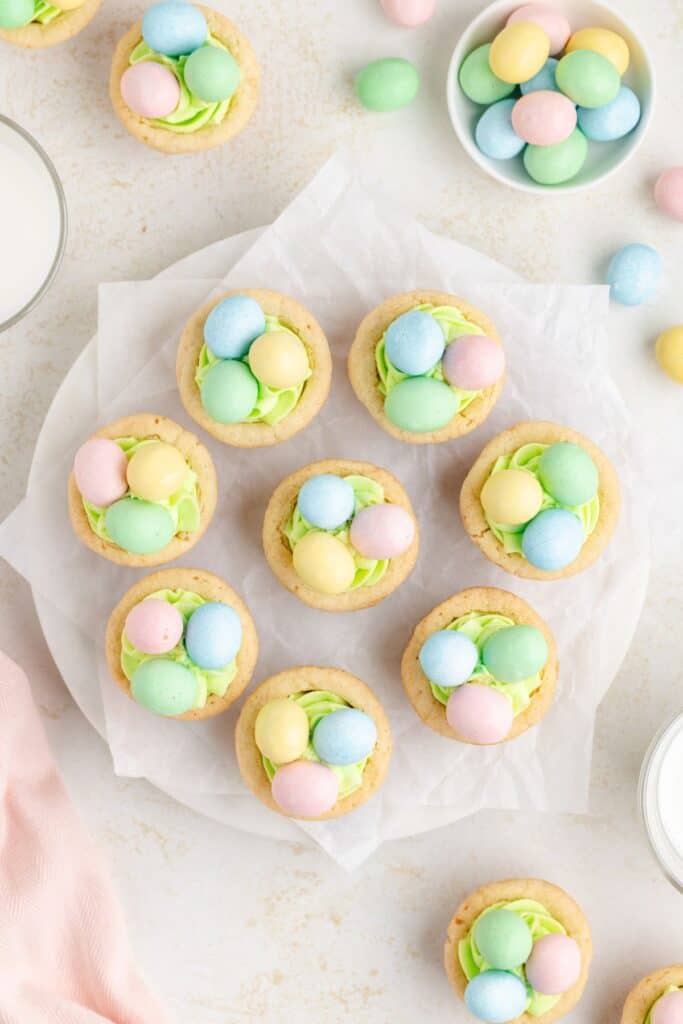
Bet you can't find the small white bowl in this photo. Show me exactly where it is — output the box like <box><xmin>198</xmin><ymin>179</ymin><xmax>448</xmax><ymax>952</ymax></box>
<box><xmin>447</xmin><ymin>0</ymin><xmax>655</xmax><ymax>194</ymax></box>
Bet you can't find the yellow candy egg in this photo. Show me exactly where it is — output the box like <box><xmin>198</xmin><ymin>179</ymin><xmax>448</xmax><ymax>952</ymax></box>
<box><xmin>292</xmin><ymin>532</ymin><xmax>356</xmax><ymax>595</ymax></box>
<box><xmin>656</xmin><ymin>327</ymin><xmax>683</xmax><ymax>384</ymax></box>
<box><xmin>566</xmin><ymin>27</ymin><xmax>629</xmax><ymax>74</ymax></box>
<box><xmin>480</xmin><ymin>468</ymin><xmax>544</xmax><ymax>525</ymax></box>
<box><xmin>126</xmin><ymin>442</ymin><xmax>188</xmax><ymax>501</ymax></box>
<box><xmin>247</xmin><ymin>332</ymin><xmax>310</xmax><ymax>389</ymax></box>
<box><xmin>254</xmin><ymin>698</ymin><xmax>310</xmax><ymax>763</ymax></box>
<box><xmin>489</xmin><ymin>22</ymin><xmax>550</xmax><ymax>84</ymax></box>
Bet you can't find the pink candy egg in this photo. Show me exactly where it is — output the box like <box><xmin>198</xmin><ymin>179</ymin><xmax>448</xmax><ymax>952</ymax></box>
<box><xmin>120</xmin><ymin>62</ymin><xmax>181</xmax><ymax>119</ymax></box>
<box><xmin>350</xmin><ymin>503</ymin><xmax>415</xmax><ymax>559</ymax></box>
<box><xmin>654</xmin><ymin>168</ymin><xmax>683</xmax><ymax>222</ymax></box>
<box><xmin>525</xmin><ymin>934</ymin><xmax>582</xmax><ymax>995</ymax></box>
<box><xmin>380</xmin><ymin>0</ymin><xmax>435</xmax><ymax>27</ymax></box>
<box><xmin>271</xmin><ymin>761</ymin><xmax>339</xmax><ymax>818</ymax></box>
<box><xmin>506</xmin><ymin>3</ymin><xmax>570</xmax><ymax>55</ymax></box>
<box><xmin>73</xmin><ymin>439</ymin><xmax>128</xmax><ymax>507</ymax></box>
<box><xmin>124</xmin><ymin>598</ymin><xmax>184</xmax><ymax>655</ymax></box>
<box><xmin>652</xmin><ymin>990</ymin><xmax>683</xmax><ymax>1024</ymax></box>
<box><xmin>442</xmin><ymin>335</ymin><xmax>505</xmax><ymax>391</ymax></box>
<box><xmin>446</xmin><ymin>684</ymin><xmax>513</xmax><ymax>744</ymax></box>
<box><xmin>512</xmin><ymin>91</ymin><xmax>577</xmax><ymax>146</ymax></box>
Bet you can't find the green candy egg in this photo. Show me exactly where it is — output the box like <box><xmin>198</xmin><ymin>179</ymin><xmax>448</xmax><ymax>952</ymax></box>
<box><xmin>523</xmin><ymin>129</ymin><xmax>588</xmax><ymax>185</ymax></box>
<box><xmin>555</xmin><ymin>50</ymin><xmax>620</xmax><ymax>109</ymax></box>
<box><xmin>184</xmin><ymin>45</ymin><xmax>240</xmax><ymax>103</ymax></box>
<box><xmin>131</xmin><ymin>659</ymin><xmax>198</xmax><ymax>717</ymax></box>
<box><xmin>482</xmin><ymin>625</ymin><xmax>549</xmax><ymax>684</ymax></box>
<box><xmin>459</xmin><ymin>44</ymin><xmax>515</xmax><ymax>105</ymax></box>
<box><xmin>473</xmin><ymin>909</ymin><xmax>534</xmax><ymax>970</ymax></box>
<box><xmin>104</xmin><ymin>498</ymin><xmax>175</xmax><ymax>555</ymax></box>
<box><xmin>538</xmin><ymin>442</ymin><xmax>599</xmax><ymax>506</ymax></box>
<box><xmin>384</xmin><ymin>377</ymin><xmax>458</xmax><ymax>433</ymax></box>
<box><xmin>0</xmin><ymin>0</ymin><xmax>34</xmax><ymax>27</ymax></box>
<box><xmin>200</xmin><ymin>358</ymin><xmax>258</xmax><ymax>424</ymax></box>
<box><xmin>355</xmin><ymin>57</ymin><xmax>420</xmax><ymax>112</ymax></box>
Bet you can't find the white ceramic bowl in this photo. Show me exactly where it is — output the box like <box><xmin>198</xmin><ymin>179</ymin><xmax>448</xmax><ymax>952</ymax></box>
<box><xmin>447</xmin><ymin>0</ymin><xmax>655</xmax><ymax>194</ymax></box>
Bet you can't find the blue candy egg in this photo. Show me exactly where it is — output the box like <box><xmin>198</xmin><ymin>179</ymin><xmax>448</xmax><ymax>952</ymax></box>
<box><xmin>384</xmin><ymin>309</ymin><xmax>445</xmax><ymax>376</ymax></box>
<box><xmin>297</xmin><ymin>474</ymin><xmax>355</xmax><ymax>530</ymax></box>
<box><xmin>475</xmin><ymin>99</ymin><xmax>525</xmax><ymax>161</ymax></box>
<box><xmin>141</xmin><ymin>1</ymin><xmax>207</xmax><ymax>57</ymax></box>
<box><xmin>418</xmin><ymin>629</ymin><xmax>478</xmax><ymax>688</ymax></box>
<box><xmin>312</xmin><ymin>708</ymin><xmax>378</xmax><ymax>766</ymax></box>
<box><xmin>606</xmin><ymin>243</ymin><xmax>662</xmax><ymax>306</ymax></box>
<box><xmin>520</xmin><ymin>58</ymin><xmax>559</xmax><ymax>95</ymax></box>
<box><xmin>204</xmin><ymin>295</ymin><xmax>266</xmax><ymax>359</ymax></box>
<box><xmin>522</xmin><ymin>508</ymin><xmax>584</xmax><ymax>571</ymax></box>
<box><xmin>578</xmin><ymin>85</ymin><xmax>640</xmax><ymax>142</ymax></box>
<box><xmin>464</xmin><ymin>971</ymin><xmax>528</xmax><ymax>1024</ymax></box>
<box><xmin>184</xmin><ymin>602</ymin><xmax>242</xmax><ymax>670</ymax></box>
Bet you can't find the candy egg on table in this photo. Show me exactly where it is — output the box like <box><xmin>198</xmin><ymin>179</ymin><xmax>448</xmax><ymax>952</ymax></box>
<box><xmin>297</xmin><ymin>473</ymin><xmax>356</xmax><ymax>530</ymax></box>
<box><xmin>566</xmin><ymin>26</ymin><xmax>630</xmax><ymax>74</ymax></box>
<box><xmin>654</xmin><ymin>168</ymin><xmax>683</xmax><ymax>222</ymax></box>
<box><xmin>119</xmin><ymin>62</ymin><xmax>181</xmax><ymax>119</ymax></box>
<box><xmin>105</xmin><ymin>498</ymin><xmax>176</xmax><ymax>556</ymax></box>
<box><xmin>355</xmin><ymin>57</ymin><xmax>420</xmax><ymax>111</ymax></box>
<box><xmin>271</xmin><ymin>760</ymin><xmax>339</xmax><ymax>818</ymax></box>
<box><xmin>525</xmin><ymin>933</ymin><xmax>582</xmax><ymax>995</ymax></box>
<box><xmin>488</xmin><ymin>22</ymin><xmax>550</xmax><ymax>85</ymax></box>
<box><xmin>131</xmin><ymin>658</ymin><xmax>198</xmax><ymax>717</ymax></box>
<box><xmin>184</xmin><ymin>44</ymin><xmax>241</xmax><ymax>102</ymax></box>
<box><xmin>459</xmin><ymin>44</ymin><xmax>515</xmax><ymax>105</ymax></box>
<box><xmin>184</xmin><ymin>601</ymin><xmax>242</xmax><ymax>670</ymax></box>
<box><xmin>312</xmin><ymin>707</ymin><xmax>378</xmax><ymax>765</ymax></box>
<box><xmin>442</xmin><ymin>335</ymin><xmax>505</xmax><ymax>390</ymax></box>
<box><xmin>73</xmin><ymin>438</ymin><xmax>128</xmax><ymax>507</ymax></box>
<box><xmin>254</xmin><ymin>699</ymin><xmax>310</xmax><ymax>764</ymax></box>
<box><xmin>141</xmin><ymin>1</ymin><xmax>207</xmax><ymax>57</ymax></box>
<box><xmin>0</xmin><ymin>0</ymin><xmax>35</xmax><ymax>28</ymax></box>
<box><xmin>247</xmin><ymin>331</ymin><xmax>309</xmax><ymax>389</ymax></box>
<box><xmin>124</xmin><ymin>598</ymin><xmax>184</xmax><ymax>655</ymax></box>
<box><xmin>555</xmin><ymin>50</ymin><xmax>620</xmax><ymax>109</ymax></box>
<box><xmin>519</xmin><ymin>56</ymin><xmax>558</xmax><ymax>94</ymax></box>
<box><xmin>523</xmin><ymin>129</ymin><xmax>588</xmax><ymax>186</ymax></box>
<box><xmin>577</xmin><ymin>85</ymin><xmax>640</xmax><ymax>142</ymax></box>
<box><xmin>200</xmin><ymin>359</ymin><xmax>259</xmax><ymax>423</ymax></box>
<box><xmin>522</xmin><ymin>507</ymin><xmax>584</xmax><ymax>571</ymax></box>
<box><xmin>480</xmin><ymin>468</ymin><xmax>543</xmax><ymax>525</ymax></box>
<box><xmin>384</xmin><ymin>309</ymin><xmax>445</xmax><ymax>375</ymax></box>
<box><xmin>475</xmin><ymin>99</ymin><xmax>525</xmax><ymax>160</ymax></box>
<box><xmin>419</xmin><ymin>629</ymin><xmax>479</xmax><ymax>688</ymax></box>
<box><xmin>380</xmin><ymin>0</ymin><xmax>435</xmax><ymax>28</ymax></box>
<box><xmin>537</xmin><ymin>442</ymin><xmax>599</xmax><ymax>506</ymax></box>
<box><xmin>511</xmin><ymin>90</ymin><xmax>576</xmax><ymax>146</ymax></box>
<box><xmin>506</xmin><ymin>4</ymin><xmax>570</xmax><ymax>55</ymax></box>
<box><xmin>204</xmin><ymin>294</ymin><xmax>266</xmax><ymax>359</ymax></box>
<box><xmin>292</xmin><ymin>532</ymin><xmax>356</xmax><ymax>595</ymax></box>
<box><xmin>656</xmin><ymin>326</ymin><xmax>683</xmax><ymax>384</ymax></box>
<box><xmin>473</xmin><ymin>908</ymin><xmax>533</xmax><ymax>969</ymax></box>
<box><xmin>652</xmin><ymin>991</ymin><xmax>683</xmax><ymax>1024</ymax></box>
<box><xmin>446</xmin><ymin>683</ymin><xmax>514</xmax><ymax>744</ymax></box>
<box><xmin>606</xmin><ymin>243</ymin><xmax>662</xmax><ymax>306</ymax></box>
<box><xmin>126</xmin><ymin>441</ymin><xmax>188</xmax><ymax>501</ymax></box>
<box><xmin>385</xmin><ymin>376</ymin><xmax>458</xmax><ymax>433</ymax></box>
<box><xmin>481</xmin><ymin>624</ymin><xmax>548</xmax><ymax>683</ymax></box>
<box><xmin>350</xmin><ymin>503</ymin><xmax>415</xmax><ymax>559</ymax></box>
<box><xmin>464</xmin><ymin>969</ymin><xmax>528</xmax><ymax>1023</ymax></box>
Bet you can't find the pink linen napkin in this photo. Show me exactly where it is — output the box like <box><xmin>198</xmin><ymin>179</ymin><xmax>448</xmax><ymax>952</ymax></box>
<box><xmin>0</xmin><ymin>651</ymin><xmax>170</xmax><ymax>1024</ymax></box>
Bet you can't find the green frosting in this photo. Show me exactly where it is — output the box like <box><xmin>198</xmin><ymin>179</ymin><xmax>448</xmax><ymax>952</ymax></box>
<box><xmin>33</xmin><ymin>1</ymin><xmax>63</xmax><ymax>23</ymax></box>
<box><xmin>484</xmin><ymin>443</ymin><xmax>600</xmax><ymax>556</ymax></box>
<box><xmin>283</xmin><ymin>475</ymin><xmax>388</xmax><ymax>591</ymax></box>
<box><xmin>121</xmin><ymin>588</ymin><xmax>237</xmax><ymax>710</ymax></box>
<box><xmin>194</xmin><ymin>315</ymin><xmax>311</xmax><ymax>427</ymax></box>
<box><xmin>429</xmin><ymin>612</ymin><xmax>542</xmax><ymax>717</ymax></box>
<box><xmin>82</xmin><ymin>436</ymin><xmax>200</xmax><ymax>545</ymax></box>
<box><xmin>645</xmin><ymin>987</ymin><xmax>681</xmax><ymax>1024</ymax></box>
<box><xmin>459</xmin><ymin>899</ymin><xmax>567</xmax><ymax>1018</ymax></box>
<box><xmin>262</xmin><ymin>690</ymin><xmax>370</xmax><ymax>799</ymax></box>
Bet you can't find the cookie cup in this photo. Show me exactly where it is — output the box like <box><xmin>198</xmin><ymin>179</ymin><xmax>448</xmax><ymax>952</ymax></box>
<box><xmin>0</xmin><ymin>0</ymin><xmax>100</xmax><ymax>47</ymax></box>
<box><xmin>401</xmin><ymin>587</ymin><xmax>558</xmax><ymax>744</ymax></box>
<box><xmin>621</xmin><ymin>966</ymin><xmax>683</xmax><ymax>1024</ymax></box>
<box><xmin>235</xmin><ymin>665</ymin><xmax>392</xmax><ymax>821</ymax></box>
<box><xmin>348</xmin><ymin>289</ymin><xmax>503</xmax><ymax>444</ymax></box>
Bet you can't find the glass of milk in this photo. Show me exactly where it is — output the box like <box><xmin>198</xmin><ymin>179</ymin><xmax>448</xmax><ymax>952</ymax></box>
<box><xmin>639</xmin><ymin>711</ymin><xmax>683</xmax><ymax>891</ymax></box>
<box><xmin>0</xmin><ymin>115</ymin><xmax>67</xmax><ymax>332</ymax></box>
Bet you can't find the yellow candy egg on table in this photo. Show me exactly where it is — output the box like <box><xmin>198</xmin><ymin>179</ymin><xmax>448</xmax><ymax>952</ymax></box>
<box><xmin>489</xmin><ymin>22</ymin><xmax>550</xmax><ymax>84</ymax></box>
<box><xmin>480</xmin><ymin>468</ymin><xmax>544</xmax><ymax>525</ymax></box>
<box><xmin>248</xmin><ymin>332</ymin><xmax>309</xmax><ymax>389</ymax></box>
<box><xmin>126</xmin><ymin>442</ymin><xmax>188</xmax><ymax>501</ymax></box>
<box><xmin>566</xmin><ymin>27</ymin><xmax>630</xmax><ymax>74</ymax></box>
<box><xmin>254</xmin><ymin>698</ymin><xmax>310</xmax><ymax>763</ymax></box>
<box><xmin>292</xmin><ymin>532</ymin><xmax>356</xmax><ymax>595</ymax></box>
<box><xmin>656</xmin><ymin>327</ymin><xmax>683</xmax><ymax>384</ymax></box>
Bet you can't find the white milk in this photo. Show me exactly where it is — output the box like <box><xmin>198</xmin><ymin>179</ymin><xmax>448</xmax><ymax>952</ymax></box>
<box><xmin>657</xmin><ymin>728</ymin><xmax>683</xmax><ymax>860</ymax></box>
<box><xmin>640</xmin><ymin>712</ymin><xmax>683</xmax><ymax>890</ymax></box>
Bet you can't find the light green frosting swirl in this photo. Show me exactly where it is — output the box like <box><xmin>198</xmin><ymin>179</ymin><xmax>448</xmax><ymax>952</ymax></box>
<box><xmin>33</xmin><ymin>1</ymin><xmax>63</xmax><ymax>23</ymax></box>
<box><xmin>429</xmin><ymin>612</ymin><xmax>542</xmax><ymax>717</ymax></box>
<box><xmin>459</xmin><ymin>899</ymin><xmax>566</xmax><ymax>1018</ymax></box>
<box><xmin>283</xmin><ymin>475</ymin><xmax>388</xmax><ymax>591</ymax></box>
<box><xmin>121</xmin><ymin>588</ymin><xmax>237</xmax><ymax>710</ymax></box>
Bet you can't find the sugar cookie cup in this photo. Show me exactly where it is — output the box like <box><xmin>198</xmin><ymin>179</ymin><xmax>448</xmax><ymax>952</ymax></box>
<box><xmin>235</xmin><ymin>666</ymin><xmax>392</xmax><ymax>821</ymax></box>
<box><xmin>263</xmin><ymin>458</ymin><xmax>419</xmax><ymax>612</ymax></box>
<box><xmin>110</xmin><ymin>3</ymin><xmax>259</xmax><ymax>155</ymax></box>
<box><xmin>68</xmin><ymin>413</ymin><xmax>217</xmax><ymax>568</ymax></box>
<box><xmin>0</xmin><ymin>0</ymin><xmax>100</xmax><ymax>48</ymax></box>
<box><xmin>621</xmin><ymin>966</ymin><xmax>683</xmax><ymax>1024</ymax></box>
<box><xmin>105</xmin><ymin>568</ymin><xmax>258</xmax><ymax>720</ymax></box>
<box><xmin>460</xmin><ymin>421</ymin><xmax>620</xmax><ymax>581</ymax></box>
<box><xmin>177</xmin><ymin>288</ymin><xmax>332</xmax><ymax>447</ymax></box>
<box><xmin>401</xmin><ymin>587</ymin><xmax>558</xmax><ymax>745</ymax></box>
<box><xmin>445</xmin><ymin>878</ymin><xmax>592</xmax><ymax>1024</ymax></box>
<box><xmin>348</xmin><ymin>289</ymin><xmax>504</xmax><ymax>444</ymax></box>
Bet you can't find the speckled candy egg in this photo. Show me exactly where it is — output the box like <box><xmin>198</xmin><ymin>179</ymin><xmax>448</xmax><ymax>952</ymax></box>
<box><xmin>459</xmin><ymin>45</ymin><xmax>515</xmax><ymax>106</ymax></box>
<box><xmin>606</xmin><ymin>243</ymin><xmax>662</xmax><ymax>306</ymax></box>
<box><xmin>482</xmin><ymin>624</ymin><xmax>548</xmax><ymax>683</ymax></box>
<box><xmin>349</xmin><ymin>503</ymin><xmax>415</xmax><ymax>559</ymax></box>
<box><xmin>120</xmin><ymin>62</ymin><xmax>181</xmax><ymax>119</ymax></box>
<box><xmin>480</xmin><ymin>468</ymin><xmax>543</xmax><ymax>526</ymax></box>
<box><xmin>385</xmin><ymin>309</ymin><xmax>445</xmax><ymax>375</ymax></box>
<box><xmin>141</xmin><ymin>1</ymin><xmax>207</xmax><ymax>57</ymax></box>
<box><xmin>418</xmin><ymin>629</ymin><xmax>478</xmax><ymax>688</ymax></box>
<box><xmin>184</xmin><ymin>45</ymin><xmax>240</xmax><ymax>103</ymax></box>
<box><xmin>475</xmin><ymin>99</ymin><xmax>525</xmax><ymax>160</ymax></box>
<box><xmin>512</xmin><ymin>91</ymin><xmax>576</xmax><ymax>146</ymax></box>
<box><xmin>185</xmin><ymin>602</ymin><xmax>242</xmax><ymax>670</ymax></box>
<box><xmin>538</xmin><ymin>442</ymin><xmax>598</xmax><ymax>506</ymax></box>
<box><xmin>380</xmin><ymin>0</ymin><xmax>435</xmax><ymax>27</ymax></box>
<box><xmin>489</xmin><ymin>22</ymin><xmax>550</xmax><ymax>85</ymax></box>
<box><xmin>297</xmin><ymin>474</ymin><xmax>355</xmax><ymax>530</ymax></box>
<box><xmin>254</xmin><ymin>699</ymin><xmax>310</xmax><ymax>764</ymax></box>
<box><xmin>204</xmin><ymin>295</ymin><xmax>266</xmax><ymax>359</ymax></box>
<box><xmin>124</xmin><ymin>598</ymin><xmax>184</xmax><ymax>655</ymax></box>
<box><xmin>577</xmin><ymin>85</ymin><xmax>640</xmax><ymax>142</ymax></box>
<box><xmin>506</xmin><ymin>5</ymin><xmax>570</xmax><ymax>55</ymax></box>
<box><xmin>126</xmin><ymin>442</ymin><xmax>188</xmax><ymax>502</ymax></box>
<box><xmin>442</xmin><ymin>335</ymin><xmax>505</xmax><ymax>390</ymax></box>
<box><xmin>651</xmin><ymin>990</ymin><xmax>683</xmax><ymax>1024</ymax></box>
<box><xmin>555</xmin><ymin>50</ymin><xmax>620</xmax><ymax>109</ymax></box>
<box><xmin>271</xmin><ymin>760</ymin><xmax>339</xmax><ymax>817</ymax></box>
<box><xmin>525</xmin><ymin>934</ymin><xmax>581</xmax><ymax>995</ymax></box>
<box><xmin>523</xmin><ymin>129</ymin><xmax>588</xmax><ymax>186</ymax></box>
<box><xmin>446</xmin><ymin>684</ymin><xmax>514</xmax><ymax>744</ymax></box>
<box><xmin>519</xmin><ymin>57</ymin><xmax>558</xmax><ymax>95</ymax></box>
<box><xmin>566</xmin><ymin>27</ymin><xmax>630</xmax><ymax>74</ymax></box>
<box><xmin>473</xmin><ymin>909</ymin><xmax>533</xmax><ymax>970</ymax></box>
<box><xmin>464</xmin><ymin>969</ymin><xmax>528</xmax><ymax>1023</ymax></box>
<box><xmin>248</xmin><ymin>331</ymin><xmax>309</xmax><ymax>389</ymax></box>
<box><xmin>0</xmin><ymin>0</ymin><xmax>34</xmax><ymax>27</ymax></box>
<box><xmin>73</xmin><ymin>438</ymin><xmax>128</xmax><ymax>507</ymax></box>
<box><xmin>655</xmin><ymin>168</ymin><xmax>683</xmax><ymax>222</ymax></box>
<box><xmin>522</xmin><ymin>508</ymin><xmax>584</xmax><ymax>570</ymax></box>
<box><xmin>312</xmin><ymin>707</ymin><xmax>377</xmax><ymax>765</ymax></box>
<box><xmin>385</xmin><ymin>377</ymin><xmax>458</xmax><ymax>432</ymax></box>
<box><xmin>355</xmin><ymin>58</ymin><xmax>420</xmax><ymax>112</ymax></box>
<box><xmin>131</xmin><ymin>658</ymin><xmax>198</xmax><ymax>717</ymax></box>
<box><xmin>105</xmin><ymin>498</ymin><xmax>176</xmax><ymax>555</ymax></box>
<box><xmin>200</xmin><ymin>359</ymin><xmax>259</xmax><ymax>423</ymax></box>
<box><xmin>656</xmin><ymin>326</ymin><xmax>683</xmax><ymax>384</ymax></box>
<box><xmin>292</xmin><ymin>533</ymin><xmax>356</xmax><ymax>595</ymax></box>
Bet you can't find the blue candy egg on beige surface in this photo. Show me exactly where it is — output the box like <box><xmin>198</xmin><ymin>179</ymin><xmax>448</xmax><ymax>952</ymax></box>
<box><xmin>105</xmin><ymin>498</ymin><xmax>175</xmax><ymax>554</ymax></box>
<box><xmin>185</xmin><ymin>602</ymin><xmax>242</xmax><ymax>670</ymax></box>
<box><xmin>297</xmin><ymin>474</ymin><xmax>355</xmax><ymax>530</ymax></box>
<box><xmin>419</xmin><ymin>629</ymin><xmax>478</xmax><ymax>688</ymax></box>
<box><xmin>475</xmin><ymin>99</ymin><xmax>524</xmax><ymax>161</ymax></box>
<box><xmin>204</xmin><ymin>295</ymin><xmax>266</xmax><ymax>359</ymax></box>
<box><xmin>385</xmin><ymin>309</ymin><xmax>445</xmax><ymax>376</ymax></box>
<box><xmin>606</xmin><ymin>243</ymin><xmax>662</xmax><ymax>306</ymax></box>
<box><xmin>142</xmin><ymin>1</ymin><xmax>208</xmax><ymax>57</ymax></box>
<box><xmin>464</xmin><ymin>970</ymin><xmax>528</xmax><ymax>1023</ymax></box>
<box><xmin>312</xmin><ymin>707</ymin><xmax>378</xmax><ymax>765</ymax></box>
<box><xmin>522</xmin><ymin>508</ymin><xmax>584</xmax><ymax>570</ymax></box>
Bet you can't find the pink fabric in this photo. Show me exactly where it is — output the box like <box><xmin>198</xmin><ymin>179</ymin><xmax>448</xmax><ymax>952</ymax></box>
<box><xmin>0</xmin><ymin>651</ymin><xmax>170</xmax><ymax>1024</ymax></box>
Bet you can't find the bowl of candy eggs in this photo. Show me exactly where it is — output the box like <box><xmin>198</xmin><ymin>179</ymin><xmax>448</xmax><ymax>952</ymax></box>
<box><xmin>447</xmin><ymin>0</ymin><xmax>654</xmax><ymax>193</ymax></box>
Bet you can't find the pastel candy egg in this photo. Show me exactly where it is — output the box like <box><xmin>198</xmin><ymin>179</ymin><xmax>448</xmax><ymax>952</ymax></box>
<box><xmin>482</xmin><ymin>624</ymin><xmax>548</xmax><ymax>683</ymax></box>
<box><xmin>204</xmin><ymin>295</ymin><xmax>266</xmax><ymax>359</ymax></box>
<box><xmin>489</xmin><ymin>23</ymin><xmax>550</xmax><ymax>85</ymax></box>
<box><xmin>459</xmin><ymin>45</ymin><xmax>515</xmax><ymax>105</ymax></box>
<box><xmin>384</xmin><ymin>377</ymin><xmax>458</xmax><ymax>433</ymax></box>
<box><xmin>606</xmin><ymin>243</ymin><xmax>662</xmax><ymax>306</ymax></box>
<box><xmin>124</xmin><ymin>598</ymin><xmax>184</xmax><ymax>655</ymax></box>
<box><xmin>185</xmin><ymin>602</ymin><xmax>242</xmax><ymax>669</ymax></box>
<box><xmin>523</xmin><ymin>129</ymin><xmax>588</xmax><ymax>186</ymax></box>
<box><xmin>520</xmin><ymin>57</ymin><xmax>559</xmax><ymax>95</ymax></box>
<box><xmin>105</xmin><ymin>498</ymin><xmax>175</xmax><ymax>555</ymax></box>
<box><xmin>555</xmin><ymin>51</ymin><xmax>620</xmax><ymax>109</ymax></box>
<box><xmin>271</xmin><ymin>760</ymin><xmax>339</xmax><ymax>817</ymax></box>
<box><xmin>141</xmin><ymin>1</ymin><xmax>207</xmax><ymax>57</ymax></box>
<box><xmin>655</xmin><ymin>168</ymin><xmax>683</xmax><ymax>222</ymax></box>
<box><xmin>126</xmin><ymin>442</ymin><xmax>188</xmax><ymax>502</ymax></box>
<box><xmin>652</xmin><ymin>990</ymin><xmax>683</xmax><ymax>1024</ymax></box>
<box><xmin>522</xmin><ymin>508</ymin><xmax>584</xmax><ymax>570</ymax></box>
<box><xmin>442</xmin><ymin>335</ymin><xmax>505</xmax><ymax>390</ymax></box>
<box><xmin>511</xmin><ymin>91</ymin><xmax>576</xmax><ymax>146</ymax></box>
<box><xmin>380</xmin><ymin>0</ymin><xmax>435</xmax><ymax>27</ymax></box>
<box><xmin>464</xmin><ymin>970</ymin><xmax>528</xmax><ymax>1023</ymax></box>
<box><xmin>566</xmin><ymin>27</ymin><xmax>629</xmax><ymax>74</ymax></box>
<box><xmin>473</xmin><ymin>909</ymin><xmax>534</xmax><ymax>970</ymax></box>
<box><xmin>656</xmin><ymin>326</ymin><xmax>683</xmax><ymax>384</ymax></box>
<box><xmin>184</xmin><ymin>45</ymin><xmax>240</xmax><ymax>103</ymax></box>
<box><xmin>480</xmin><ymin>468</ymin><xmax>544</xmax><ymax>526</ymax></box>
<box><xmin>577</xmin><ymin>85</ymin><xmax>639</xmax><ymax>142</ymax></box>
<box><xmin>312</xmin><ymin>707</ymin><xmax>378</xmax><ymax>765</ymax></box>
<box><xmin>73</xmin><ymin>438</ymin><xmax>128</xmax><ymax>507</ymax></box>
<box><xmin>355</xmin><ymin>58</ymin><xmax>420</xmax><ymax>112</ymax></box>
<box><xmin>298</xmin><ymin>474</ymin><xmax>355</xmax><ymax>530</ymax></box>
<box><xmin>349</xmin><ymin>503</ymin><xmax>415</xmax><ymax>559</ymax></box>
<box><xmin>538</xmin><ymin>442</ymin><xmax>598</xmax><ymax>506</ymax></box>
<box><xmin>292</xmin><ymin>532</ymin><xmax>356</xmax><ymax>595</ymax></box>
<box><xmin>0</xmin><ymin>0</ymin><xmax>34</xmax><ymax>27</ymax></box>
<box><xmin>506</xmin><ymin>5</ymin><xmax>570</xmax><ymax>55</ymax></box>
<box><xmin>475</xmin><ymin>99</ymin><xmax>525</xmax><ymax>161</ymax></box>
<box><xmin>525</xmin><ymin>934</ymin><xmax>581</xmax><ymax>995</ymax></box>
<box><xmin>247</xmin><ymin>331</ymin><xmax>309</xmax><ymax>389</ymax></box>
<box><xmin>200</xmin><ymin>359</ymin><xmax>259</xmax><ymax>423</ymax></box>
<box><xmin>254</xmin><ymin>698</ymin><xmax>310</xmax><ymax>764</ymax></box>
<box><xmin>131</xmin><ymin>658</ymin><xmax>197</xmax><ymax>717</ymax></box>
<box><xmin>418</xmin><ymin>629</ymin><xmax>478</xmax><ymax>688</ymax></box>
<box><xmin>385</xmin><ymin>309</ymin><xmax>445</xmax><ymax>375</ymax></box>
<box><xmin>446</xmin><ymin>684</ymin><xmax>514</xmax><ymax>744</ymax></box>
<box><xmin>120</xmin><ymin>62</ymin><xmax>180</xmax><ymax>119</ymax></box>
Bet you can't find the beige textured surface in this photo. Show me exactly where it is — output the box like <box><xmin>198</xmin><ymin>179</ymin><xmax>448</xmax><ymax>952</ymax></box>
<box><xmin>0</xmin><ymin>0</ymin><xmax>100</xmax><ymax>47</ymax></box>
<box><xmin>621</xmin><ymin>966</ymin><xmax>683</xmax><ymax>1024</ymax></box>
